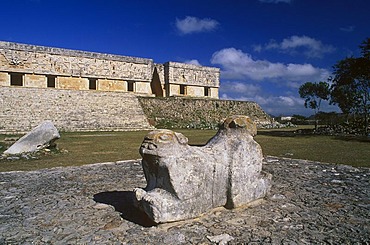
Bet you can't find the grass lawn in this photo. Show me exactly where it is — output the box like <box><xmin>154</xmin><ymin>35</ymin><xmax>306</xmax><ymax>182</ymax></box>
<box><xmin>0</xmin><ymin>127</ymin><xmax>369</xmax><ymax>172</ymax></box>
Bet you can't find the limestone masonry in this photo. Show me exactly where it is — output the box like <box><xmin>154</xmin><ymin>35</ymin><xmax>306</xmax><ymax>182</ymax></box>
<box><xmin>0</xmin><ymin>41</ymin><xmax>219</xmax><ymax>98</ymax></box>
<box><xmin>0</xmin><ymin>86</ymin><xmax>153</xmax><ymax>133</ymax></box>
<box><xmin>138</xmin><ymin>97</ymin><xmax>272</xmax><ymax>129</ymax></box>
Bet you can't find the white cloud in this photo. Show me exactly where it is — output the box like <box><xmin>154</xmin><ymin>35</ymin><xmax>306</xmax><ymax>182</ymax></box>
<box><xmin>258</xmin><ymin>0</ymin><xmax>292</xmax><ymax>3</ymax></box>
<box><xmin>184</xmin><ymin>59</ymin><xmax>201</xmax><ymax>66</ymax></box>
<box><xmin>221</xmin><ymin>91</ymin><xmax>341</xmax><ymax>116</ymax></box>
<box><xmin>220</xmin><ymin>81</ymin><xmax>261</xmax><ymax>96</ymax></box>
<box><xmin>220</xmin><ymin>93</ymin><xmax>305</xmax><ymax>116</ymax></box>
<box><xmin>211</xmin><ymin>48</ymin><xmax>330</xmax><ymax>83</ymax></box>
<box><xmin>222</xmin><ymin>94</ymin><xmax>301</xmax><ymax>107</ymax></box>
<box><xmin>340</xmin><ymin>26</ymin><xmax>355</xmax><ymax>32</ymax></box>
<box><xmin>263</xmin><ymin>35</ymin><xmax>335</xmax><ymax>58</ymax></box>
<box><xmin>176</xmin><ymin>16</ymin><xmax>219</xmax><ymax>35</ymax></box>
<box><xmin>277</xmin><ymin>95</ymin><xmax>300</xmax><ymax>107</ymax></box>
<box><xmin>252</xmin><ymin>44</ymin><xmax>263</xmax><ymax>52</ymax></box>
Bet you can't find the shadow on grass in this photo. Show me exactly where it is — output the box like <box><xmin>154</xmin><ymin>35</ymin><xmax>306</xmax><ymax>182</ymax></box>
<box><xmin>258</xmin><ymin>130</ymin><xmax>370</xmax><ymax>143</ymax></box>
<box><xmin>258</xmin><ymin>130</ymin><xmax>301</xmax><ymax>137</ymax></box>
<box><xmin>333</xmin><ymin>135</ymin><xmax>370</xmax><ymax>143</ymax></box>
<box><xmin>93</xmin><ymin>191</ymin><xmax>156</xmax><ymax>227</ymax></box>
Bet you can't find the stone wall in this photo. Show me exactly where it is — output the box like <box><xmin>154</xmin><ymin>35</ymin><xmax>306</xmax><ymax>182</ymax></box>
<box><xmin>138</xmin><ymin>97</ymin><xmax>272</xmax><ymax>129</ymax></box>
<box><xmin>0</xmin><ymin>87</ymin><xmax>271</xmax><ymax>133</ymax></box>
<box><xmin>0</xmin><ymin>87</ymin><xmax>153</xmax><ymax>133</ymax></box>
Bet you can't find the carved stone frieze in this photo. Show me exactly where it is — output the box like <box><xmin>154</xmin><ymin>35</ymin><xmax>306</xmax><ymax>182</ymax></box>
<box><xmin>0</xmin><ymin>41</ymin><xmax>153</xmax><ymax>81</ymax></box>
<box><xmin>0</xmin><ymin>48</ymin><xmax>152</xmax><ymax>81</ymax></box>
<box><xmin>165</xmin><ymin>62</ymin><xmax>220</xmax><ymax>87</ymax></box>
<box><xmin>0</xmin><ymin>41</ymin><xmax>220</xmax><ymax>97</ymax></box>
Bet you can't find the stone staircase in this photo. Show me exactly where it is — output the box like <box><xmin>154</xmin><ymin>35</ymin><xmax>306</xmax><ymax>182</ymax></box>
<box><xmin>0</xmin><ymin>87</ymin><xmax>154</xmax><ymax>133</ymax></box>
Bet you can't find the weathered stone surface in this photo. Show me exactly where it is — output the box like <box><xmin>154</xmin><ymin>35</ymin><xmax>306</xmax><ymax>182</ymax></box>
<box><xmin>0</xmin><ymin>157</ymin><xmax>369</xmax><ymax>244</ymax></box>
<box><xmin>207</xmin><ymin>233</ymin><xmax>234</xmax><ymax>244</ymax></box>
<box><xmin>0</xmin><ymin>86</ymin><xmax>273</xmax><ymax>133</ymax></box>
<box><xmin>139</xmin><ymin>96</ymin><xmax>272</xmax><ymax>129</ymax></box>
<box><xmin>134</xmin><ymin>115</ymin><xmax>272</xmax><ymax>223</ymax></box>
<box><xmin>0</xmin><ymin>41</ymin><xmax>220</xmax><ymax>99</ymax></box>
<box><xmin>3</xmin><ymin>121</ymin><xmax>60</xmax><ymax>155</ymax></box>
<box><xmin>0</xmin><ymin>87</ymin><xmax>154</xmax><ymax>133</ymax></box>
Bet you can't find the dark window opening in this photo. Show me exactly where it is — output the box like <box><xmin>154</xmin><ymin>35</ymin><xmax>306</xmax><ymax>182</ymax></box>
<box><xmin>180</xmin><ymin>85</ymin><xmax>186</xmax><ymax>95</ymax></box>
<box><xmin>47</xmin><ymin>75</ymin><xmax>56</xmax><ymax>88</ymax></box>
<box><xmin>204</xmin><ymin>87</ymin><xmax>211</xmax><ymax>97</ymax></box>
<box><xmin>89</xmin><ymin>78</ymin><xmax>97</xmax><ymax>90</ymax></box>
<box><xmin>128</xmin><ymin>81</ymin><xmax>135</xmax><ymax>92</ymax></box>
<box><xmin>10</xmin><ymin>73</ymin><xmax>23</xmax><ymax>86</ymax></box>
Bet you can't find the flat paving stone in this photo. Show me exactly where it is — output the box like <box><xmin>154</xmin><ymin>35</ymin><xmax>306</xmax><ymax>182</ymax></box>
<box><xmin>0</xmin><ymin>157</ymin><xmax>369</xmax><ymax>244</ymax></box>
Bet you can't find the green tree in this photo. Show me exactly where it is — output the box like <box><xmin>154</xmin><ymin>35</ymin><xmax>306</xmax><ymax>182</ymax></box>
<box><xmin>331</xmin><ymin>38</ymin><xmax>370</xmax><ymax>135</ymax></box>
<box><xmin>299</xmin><ymin>81</ymin><xmax>330</xmax><ymax>130</ymax></box>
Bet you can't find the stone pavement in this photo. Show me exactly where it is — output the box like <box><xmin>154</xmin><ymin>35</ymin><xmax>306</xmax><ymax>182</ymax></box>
<box><xmin>0</xmin><ymin>157</ymin><xmax>369</xmax><ymax>244</ymax></box>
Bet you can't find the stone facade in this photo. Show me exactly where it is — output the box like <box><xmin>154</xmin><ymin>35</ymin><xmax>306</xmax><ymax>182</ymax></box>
<box><xmin>163</xmin><ymin>62</ymin><xmax>219</xmax><ymax>98</ymax></box>
<box><xmin>0</xmin><ymin>41</ymin><xmax>272</xmax><ymax>133</ymax></box>
<box><xmin>0</xmin><ymin>41</ymin><xmax>219</xmax><ymax>98</ymax></box>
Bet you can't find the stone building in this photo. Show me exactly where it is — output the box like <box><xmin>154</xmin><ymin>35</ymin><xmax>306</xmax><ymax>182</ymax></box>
<box><xmin>0</xmin><ymin>41</ymin><xmax>219</xmax><ymax>98</ymax></box>
<box><xmin>0</xmin><ymin>41</ymin><xmax>271</xmax><ymax>133</ymax></box>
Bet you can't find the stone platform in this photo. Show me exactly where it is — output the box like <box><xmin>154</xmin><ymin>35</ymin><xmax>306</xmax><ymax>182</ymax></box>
<box><xmin>0</xmin><ymin>157</ymin><xmax>369</xmax><ymax>244</ymax></box>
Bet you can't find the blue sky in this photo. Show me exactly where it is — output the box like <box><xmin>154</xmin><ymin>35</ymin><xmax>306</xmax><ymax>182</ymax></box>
<box><xmin>1</xmin><ymin>0</ymin><xmax>369</xmax><ymax>116</ymax></box>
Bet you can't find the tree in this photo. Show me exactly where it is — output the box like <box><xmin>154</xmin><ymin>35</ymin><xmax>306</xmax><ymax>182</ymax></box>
<box><xmin>331</xmin><ymin>38</ymin><xmax>370</xmax><ymax>135</ymax></box>
<box><xmin>299</xmin><ymin>81</ymin><xmax>330</xmax><ymax>130</ymax></box>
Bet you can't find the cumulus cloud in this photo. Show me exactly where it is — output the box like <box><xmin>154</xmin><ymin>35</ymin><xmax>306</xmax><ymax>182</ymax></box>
<box><xmin>222</xmin><ymin>93</ymin><xmax>300</xmax><ymax>107</ymax></box>
<box><xmin>184</xmin><ymin>59</ymin><xmax>201</xmax><ymax>66</ymax></box>
<box><xmin>262</xmin><ymin>35</ymin><xmax>335</xmax><ymax>58</ymax></box>
<box><xmin>258</xmin><ymin>0</ymin><xmax>292</xmax><ymax>3</ymax></box>
<box><xmin>257</xmin><ymin>95</ymin><xmax>305</xmax><ymax>115</ymax></box>
<box><xmin>211</xmin><ymin>48</ymin><xmax>330</xmax><ymax>83</ymax></box>
<box><xmin>176</xmin><ymin>16</ymin><xmax>219</xmax><ymax>35</ymax></box>
<box><xmin>252</xmin><ymin>44</ymin><xmax>263</xmax><ymax>52</ymax></box>
<box><xmin>220</xmin><ymin>93</ymin><xmax>304</xmax><ymax>116</ymax></box>
<box><xmin>220</xmin><ymin>81</ymin><xmax>261</xmax><ymax>96</ymax></box>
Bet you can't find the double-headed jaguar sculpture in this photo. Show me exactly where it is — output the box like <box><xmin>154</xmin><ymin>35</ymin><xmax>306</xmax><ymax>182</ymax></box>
<box><xmin>134</xmin><ymin>115</ymin><xmax>272</xmax><ymax>223</ymax></box>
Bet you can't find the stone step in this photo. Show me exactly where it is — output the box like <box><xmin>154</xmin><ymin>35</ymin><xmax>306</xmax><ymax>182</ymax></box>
<box><xmin>0</xmin><ymin>87</ymin><xmax>153</xmax><ymax>133</ymax></box>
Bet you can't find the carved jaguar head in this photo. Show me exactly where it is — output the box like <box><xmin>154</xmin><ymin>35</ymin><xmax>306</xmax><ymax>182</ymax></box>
<box><xmin>139</xmin><ymin>129</ymin><xmax>188</xmax><ymax>157</ymax></box>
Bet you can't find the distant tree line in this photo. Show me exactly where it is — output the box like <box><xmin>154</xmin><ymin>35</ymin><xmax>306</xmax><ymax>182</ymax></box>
<box><xmin>298</xmin><ymin>38</ymin><xmax>369</xmax><ymax>135</ymax></box>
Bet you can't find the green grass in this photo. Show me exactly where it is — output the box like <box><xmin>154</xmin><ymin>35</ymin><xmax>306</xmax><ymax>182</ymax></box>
<box><xmin>0</xmin><ymin>131</ymin><xmax>149</xmax><ymax>172</ymax></box>
<box><xmin>0</xmin><ymin>127</ymin><xmax>369</xmax><ymax>172</ymax></box>
<box><xmin>256</xmin><ymin>132</ymin><xmax>370</xmax><ymax>167</ymax></box>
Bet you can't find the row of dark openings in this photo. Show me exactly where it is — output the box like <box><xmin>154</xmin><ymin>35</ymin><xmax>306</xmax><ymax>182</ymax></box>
<box><xmin>88</xmin><ymin>79</ymin><xmax>135</xmax><ymax>91</ymax></box>
<box><xmin>10</xmin><ymin>73</ymin><xmax>70</xmax><ymax>88</ymax></box>
<box><xmin>9</xmin><ymin>73</ymin><xmax>210</xmax><ymax>96</ymax></box>
<box><xmin>8</xmin><ymin>73</ymin><xmax>135</xmax><ymax>92</ymax></box>
<box><xmin>9</xmin><ymin>73</ymin><xmax>57</xmax><ymax>87</ymax></box>
<box><xmin>179</xmin><ymin>84</ymin><xmax>211</xmax><ymax>97</ymax></box>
